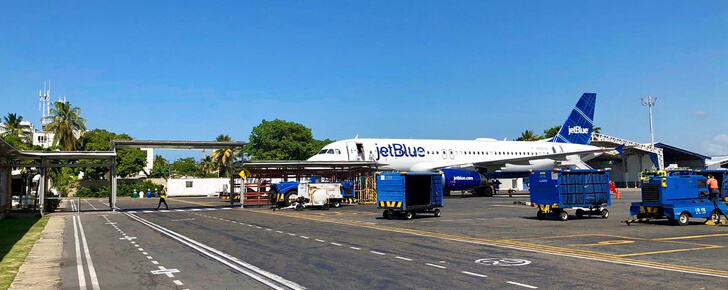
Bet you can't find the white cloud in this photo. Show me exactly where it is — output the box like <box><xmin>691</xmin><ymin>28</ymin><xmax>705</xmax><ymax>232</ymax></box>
<box><xmin>702</xmin><ymin>133</ymin><xmax>728</xmax><ymax>155</ymax></box>
<box><xmin>692</xmin><ymin>110</ymin><xmax>708</xmax><ymax>118</ymax></box>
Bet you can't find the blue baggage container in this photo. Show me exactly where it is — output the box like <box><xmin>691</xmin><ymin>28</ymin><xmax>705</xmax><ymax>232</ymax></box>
<box><xmin>377</xmin><ymin>171</ymin><xmax>443</xmax><ymax>220</ymax></box>
<box><xmin>530</xmin><ymin>169</ymin><xmax>612</xmax><ymax>221</ymax></box>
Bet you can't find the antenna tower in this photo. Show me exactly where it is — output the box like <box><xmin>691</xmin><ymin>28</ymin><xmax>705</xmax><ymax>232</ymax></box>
<box><xmin>39</xmin><ymin>80</ymin><xmax>51</xmax><ymax>127</ymax></box>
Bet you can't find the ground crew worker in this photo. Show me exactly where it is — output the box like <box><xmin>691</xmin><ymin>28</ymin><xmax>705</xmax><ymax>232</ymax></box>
<box><xmin>707</xmin><ymin>175</ymin><xmax>719</xmax><ymax>201</ymax></box>
<box><xmin>155</xmin><ymin>186</ymin><xmax>169</xmax><ymax>210</ymax></box>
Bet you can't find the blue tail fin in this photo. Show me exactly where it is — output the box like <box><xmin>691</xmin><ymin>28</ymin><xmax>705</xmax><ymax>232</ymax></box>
<box><xmin>552</xmin><ymin>93</ymin><xmax>596</xmax><ymax>145</ymax></box>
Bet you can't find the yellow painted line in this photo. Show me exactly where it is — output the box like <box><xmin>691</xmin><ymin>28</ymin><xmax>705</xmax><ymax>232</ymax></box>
<box><xmin>617</xmin><ymin>246</ymin><xmax>724</xmax><ymax>257</ymax></box>
<box><xmin>654</xmin><ymin>233</ymin><xmax>728</xmax><ymax>241</ymax></box>
<box><xmin>508</xmin><ymin>234</ymin><xmax>605</xmax><ymax>241</ymax></box>
<box><xmin>510</xmin><ymin>234</ymin><xmax>721</xmax><ymax>247</ymax></box>
<box><xmin>251</xmin><ymin>210</ymin><xmax>728</xmax><ymax>278</ymax></box>
<box><xmin>569</xmin><ymin>240</ymin><xmax>635</xmax><ymax>247</ymax></box>
<box><xmin>491</xmin><ymin>205</ymin><xmax>530</xmax><ymax>209</ymax></box>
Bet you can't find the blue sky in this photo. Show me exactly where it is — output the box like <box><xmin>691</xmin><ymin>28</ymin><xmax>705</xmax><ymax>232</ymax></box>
<box><xmin>2</xmin><ymin>1</ymin><xmax>727</xmax><ymax>161</ymax></box>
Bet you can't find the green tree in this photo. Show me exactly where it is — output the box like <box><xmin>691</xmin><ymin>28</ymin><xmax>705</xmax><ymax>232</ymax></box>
<box><xmin>543</xmin><ymin>125</ymin><xmax>562</xmax><ymax>139</ymax></box>
<box><xmin>212</xmin><ymin>134</ymin><xmax>235</xmax><ymax>177</ymax></box>
<box><xmin>2</xmin><ymin>113</ymin><xmax>32</xmax><ymax>143</ymax></box>
<box><xmin>170</xmin><ymin>157</ymin><xmax>202</xmax><ymax>178</ymax></box>
<box><xmin>516</xmin><ymin>130</ymin><xmax>542</xmax><ymax>141</ymax></box>
<box><xmin>42</xmin><ymin>101</ymin><xmax>87</xmax><ymax>151</ymax></box>
<box><xmin>247</xmin><ymin>119</ymin><xmax>333</xmax><ymax>160</ymax></box>
<box><xmin>78</xmin><ymin>129</ymin><xmax>146</xmax><ymax>179</ymax></box>
<box><xmin>3</xmin><ymin>134</ymin><xmax>32</xmax><ymax>150</ymax></box>
<box><xmin>200</xmin><ymin>155</ymin><xmax>215</xmax><ymax>177</ymax></box>
<box><xmin>150</xmin><ymin>155</ymin><xmax>170</xmax><ymax>179</ymax></box>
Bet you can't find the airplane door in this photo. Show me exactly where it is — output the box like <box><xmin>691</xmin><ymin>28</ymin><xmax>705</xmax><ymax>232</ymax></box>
<box><xmin>346</xmin><ymin>142</ymin><xmax>358</xmax><ymax>161</ymax></box>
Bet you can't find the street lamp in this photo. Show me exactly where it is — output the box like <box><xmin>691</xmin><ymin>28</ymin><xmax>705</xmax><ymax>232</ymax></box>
<box><xmin>641</xmin><ymin>96</ymin><xmax>657</xmax><ymax>147</ymax></box>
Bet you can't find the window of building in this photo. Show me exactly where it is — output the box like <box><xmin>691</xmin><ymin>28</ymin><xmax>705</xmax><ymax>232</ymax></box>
<box><xmin>186</xmin><ymin>181</ymin><xmax>193</xmax><ymax>188</ymax></box>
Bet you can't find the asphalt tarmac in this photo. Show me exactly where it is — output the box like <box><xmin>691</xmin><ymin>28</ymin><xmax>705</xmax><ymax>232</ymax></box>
<box><xmin>59</xmin><ymin>191</ymin><xmax>728</xmax><ymax>289</ymax></box>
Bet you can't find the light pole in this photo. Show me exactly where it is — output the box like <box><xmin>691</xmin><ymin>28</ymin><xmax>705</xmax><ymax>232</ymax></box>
<box><xmin>641</xmin><ymin>96</ymin><xmax>657</xmax><ymax>147</ymax></box>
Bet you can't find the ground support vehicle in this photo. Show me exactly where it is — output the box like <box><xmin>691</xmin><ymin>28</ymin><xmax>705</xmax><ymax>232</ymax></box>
<box><xmin>529</xmin><ymin>169</ymin><xmax>611</xmax><ymax>221</ymax></box>
<box><xmin>377</xmin><ymin>171</ymin><xmax>443</xmax><ymax>220</ymax></box>
<box><xmin>271</xmin><ymin>180</ymin><xmax>356</xmax><ymax>209</ymax></box>
<box><xmin>625</xmin><ymin>174</ymin><xmax>728</xmax><ymax>226</ymax></box>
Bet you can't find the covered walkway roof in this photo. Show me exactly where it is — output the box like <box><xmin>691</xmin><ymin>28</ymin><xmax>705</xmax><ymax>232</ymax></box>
<box><xmin>110</xmin><ymin>140</ymin><xmax>247</xmax><ymax>150</ymax></box>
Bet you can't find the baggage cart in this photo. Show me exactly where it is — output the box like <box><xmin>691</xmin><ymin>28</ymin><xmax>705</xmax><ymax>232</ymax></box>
<box><xmin>377</xmin><ymin>171</ymin><xmax>443</xmax><ymax>220</ymax></box>
<box><xmin>530</xmin><ymin>169</ymin><xmax>611</xmax><ymax>221</ymax></box>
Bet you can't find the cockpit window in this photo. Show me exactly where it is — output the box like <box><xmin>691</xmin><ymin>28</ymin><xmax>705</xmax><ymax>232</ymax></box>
<box><xmin>335</xmin><ymin>149</ymin><xmax>341</xmax><ymax>154</ymax></box>
<box><xmin>327</xmin><ymin>149</ymin><xmax>335</xmax><ymax>154</ymax></box>
<box><xmin>318</xmin><ymin>149</ymin><xmax>328</xmax><ymax>155</ymax></box>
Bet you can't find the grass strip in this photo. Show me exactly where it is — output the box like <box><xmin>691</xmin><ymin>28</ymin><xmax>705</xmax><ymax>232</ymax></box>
<box><xmin>0</xmin><ymin>217</ymin><xmax>49</xmax><ymax>290</ymax></box>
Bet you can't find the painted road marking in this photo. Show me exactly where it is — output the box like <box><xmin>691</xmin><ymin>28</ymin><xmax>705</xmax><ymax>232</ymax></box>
<box><xmin>462</xmin><ymin>271</ymin><xmax>487</xmax><ymax>278</ymax></box>
<box><xmin>151</xmin><ymin>267</ymin><xmax>180</xmax><ymax>278</ymax></box>
<box><xmin>142</xmin><ymin>252</ymin><xmax>148</xmax><ymax>255</ymax></box>
<box><xmin>288</xmin><ymin>233</ymin><xmax>296</xmax><ymax>236</ymax></box>
<box><xmin>173</xmin><ymin>280</ymin><xmax>184</xmax><ymax>286</ymax></box>
<box><xmin>259</xmin><ymin>210</ymin><xmax>728</xmax><ymax>279</ymax></box>
<box><xmin>152</xmin><ymin>261</ymin><xmax>159</xmax><ymax>265</ymax></box>
<box><xmin>426</xmin><ymin>263</ymin><xmax>447</xmax><ymax>269</ymax></box>
<box><xmin>76</xmin><ymin>216</ymin><xmax>101</xmax><ymax>290</ymax></box>
<box><xmin>125</xmin><ymin>213</ymin><xmax>306</xmax><ymax>290</ymax></box>
<box><xmin>370</xmin><ymin>251</ymin><xmax>385</xmax><ymax>255</ymax></box>
<box><xmin>396</xmin><ymin>257</ymin><xmax>413</xmax><ymax>261</ymax></box>
<box><xmin>83</xmin><ymin>199</ymin><xmax>99</xmax><ymax>210</ymax></box>
<box><xmin>350</xmin><ymin>247</ymin><xmax>361</xmax><ymax>250</ymax></box>
<box><xmin>507</xmin><ymin>281</ymin><xmax>538</xmax><ymax>289</ymax></box>
<box><xmin>315</xmin><ymin>239</ymin><xmax>325</xmax><ymax>243</ymax></box>
<box><xmin>147</xmin><ymin>256</ymin><xmax>153</xmax><ymax>260</ymax></box>
<box><xmin>300</xmin><ymin>236</ymin><xmax>310</xmax><ymax>239</ymax></box>
<box><xmin>276</xmin><ymin>231</ymin><xmax>284</xmax><ymax>234</ymax></box>
<box><xmin>331</xmin><ymin>243</ymin><xmax>342</xmax><ymax>246</ymax></box>
<box><xmin>120</xmin><ymin>236</ymin><xmax>138</xmax><ymax>241</ymax></box>
<box><xmin>569</xmin><ymin>240</ymin><xmax>635</xmax><ymax>247</ymax></box>
<box><xmin>138</xmin><ymin>248</ymin><xmax>144</xmax><ymax>251</ymax></box>
<box><xmin>72</xmin><ymin>215</ymin><xmax>87</xmax><ymax>290</ymax></box>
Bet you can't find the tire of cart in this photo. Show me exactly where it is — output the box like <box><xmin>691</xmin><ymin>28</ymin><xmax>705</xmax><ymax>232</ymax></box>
<box><xmin>434</xmin><ymin>209</ymin><xmax>441</xmax><ymax>217</ymax></box>
<box><xmin>536</xmin><ymin>210</ymin><xmax>546</xmax><ymax>220</ymax></box>
<box><xmin>575</xmin><ymin>209</ymin><xmax>584</xmax><ymax>219</ymax></box>
<box><xmin>405</xmin><ymin>212</ymin><xmax>414</xmax><ymax>220</ymax></box>
<box><xmin>600</xmin><ymin>209</ymin><xmax>609</xmax><ymax>219</ymax></box>
<box><xmin>558</xmin><ymin>210</ymin><xmax>569</xmax><ymax>221</ymax></box>
<box><xmin>677</xmin><ymin>211</ymin><xmax>690</xmax><ymax>226</ymax></box>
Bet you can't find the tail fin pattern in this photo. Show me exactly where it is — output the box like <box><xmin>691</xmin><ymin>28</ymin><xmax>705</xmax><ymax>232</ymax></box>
<box><xmin>552</xmin><ymin>93</ymin><xmax>596</xmax><ymax>145</ymax></box>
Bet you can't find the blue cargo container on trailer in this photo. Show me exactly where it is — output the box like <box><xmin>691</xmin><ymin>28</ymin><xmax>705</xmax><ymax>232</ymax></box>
<box><xmin>376</xmin><ymin>171</ymin><xmax>443</xmax><ymax>220</ymax></box>
<box><xmin>530</xmin><ymin>169</ymin><xmax>611</xmax><ymax>221</ymax></box>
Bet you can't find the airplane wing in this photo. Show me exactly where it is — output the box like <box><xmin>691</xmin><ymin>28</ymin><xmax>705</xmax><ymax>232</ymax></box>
<box><xmin>412</xmin><ymin>146</ymin><xmax>620</xmax><ymax>172</ymax></box>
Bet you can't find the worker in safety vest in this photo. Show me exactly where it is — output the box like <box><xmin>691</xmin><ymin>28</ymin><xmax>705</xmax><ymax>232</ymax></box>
<box><xmin>155</xmin><ymin>186</ymin><xmax>169</xmax><ymax>210</ymax></box>
<box><xmin>707</xmin><ymin>175</ymin><xmax>719</xmax><ymax>201</ymax></box>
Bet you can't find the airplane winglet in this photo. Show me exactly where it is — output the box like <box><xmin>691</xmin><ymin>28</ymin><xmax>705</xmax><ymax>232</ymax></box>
<box><xmin>615</xmin><ymin>144</ymin><xmax>625</xmax><ymax>156</ymax></box>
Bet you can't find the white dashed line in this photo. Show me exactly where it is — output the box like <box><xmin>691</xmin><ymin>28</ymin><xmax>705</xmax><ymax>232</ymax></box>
<box><xmin>370</xmin><ymin>251</ymin><xmax>385</xmax><ymax>255</ymax></box>
<box><xmin>142</xmin><ymin>252</ymin><xmax>148</xmax><ymax>255</ymax></box>
<box><xmin>255</xmin><ymin>226</ymin><xmax>262</xmax><ymax>229</ymax></box>
<box><xmin>396</xmin><ymin>256</ymin><xmax>413</xmax><ymax>261</ymax></box>
<box><xmin>331</xmin><ymin>243</ymin><xmax>342</xmax><ymax>246</ymax></box>
<box><xmin>288</xmin><ymin>233</ymin><xmax>296</xmax><ymax>236</ymax></box>
<box><xmin>173</xmin><ymin>280</ymin><xmax>184</xmax><ymax>286</ymax></box>
<box><xmin>350</xmin><ymin>247</ymin><xmax>361</xmax><ymax>250</ymax></box>
<box><xmin>426</xmin><ymin>263</ymin><xmax>447</xmax><ymax>269</ymax></box>
<box><xmin>138</xmin><ymin>248</ymin><xmax>144</xmax><ymax>251</ymax></box>
<box><xmin>147</xmin><ymin>256</ymin><xmax>153</xmax><ymax>260</ymax></box>
<box><xmin>276</xmin><ymin>231</ymin><xmax>284</xmax><ymax>234</ymax></box>
<box><xmin>300</xmin><ymin>236</ymin><xmax>310</xmax><ymax>239</ymax></box>
<box><xmin>315</xmin><ymin>239</ymin><xmax>325</xmax><ymax>243</ymax></box>
<box><xmin>462</xmin><ymin>271</ymin><xmax>487</xmax><ymax>278</ymax></box>
<box><xmin>507</xmin><ymin>281</ymin><xmax>537</xmax><ymax>289</ymax></box>
<box><xmin>152</xmin><ymin>261</ymin><xmax>159</xmax><ymax>265</ymax></box>
<box><xmin>266</xmin><ymin>229</ymin><xmax>272</xmax><ymax>231</ymax></box>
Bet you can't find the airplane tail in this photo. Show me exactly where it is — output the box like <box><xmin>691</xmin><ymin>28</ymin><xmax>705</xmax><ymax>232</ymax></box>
<box><xmin>552</xmin><ymin>93</ymin><xmax>596</xmax><ymax>145</ymax></box>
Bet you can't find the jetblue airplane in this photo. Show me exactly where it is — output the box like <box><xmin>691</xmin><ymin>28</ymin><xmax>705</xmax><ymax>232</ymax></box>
<box><xmin>308</xmin><ymin>93</ymin><xmax>619</xmax><ymax>195</ymax></box>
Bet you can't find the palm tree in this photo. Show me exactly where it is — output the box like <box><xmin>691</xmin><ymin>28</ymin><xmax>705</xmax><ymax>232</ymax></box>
<box><xmin>200</xmin><ymin>155</ymin><xmax>215</xmax><ymax>176</ymax></box>
<box><xmin>516</xmin><ymin>130</ymin><xmax>542</xmax><ymax>141</ymax></box>
<box><xmin>42</xmin><ymin>101</ymin><xmax>86</xmax><ymax>151</ymax></box>
<box><xmin>2</xmin><ymin>113</ymin><xmax>32</xmax><ymax>143</ymax></box>
<box><xmin>212</xmin><ymin>134</ymin><xmax>234</xmax><ymax>177</ymax></box>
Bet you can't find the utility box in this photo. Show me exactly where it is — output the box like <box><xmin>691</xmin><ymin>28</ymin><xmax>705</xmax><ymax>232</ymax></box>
<box><xmin>377</xmin><ymin>172</ymin><xmax>443</xmax><ymax>220</ymax></box>
<box><xmin>530</xmin><ymin>169</ymin><xmax>611</xmax><ymax>221</ymax></box>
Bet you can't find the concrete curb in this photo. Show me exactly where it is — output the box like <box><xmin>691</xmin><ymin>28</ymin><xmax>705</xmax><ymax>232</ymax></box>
<box><xmin>9</xmin><ymin>216</ymin><xmax>65</xmax><ymax>290</ymax></box>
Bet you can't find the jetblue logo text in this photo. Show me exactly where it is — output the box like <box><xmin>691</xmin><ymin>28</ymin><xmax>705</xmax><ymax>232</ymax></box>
<box><xmin>568</xmin><ymin>126</ymin><xmax>589</xmax><ymax>135</ymax></box>
<box><xmin>375</xmin><ymin>144</ymin><xmax>425</xmax><ymax>160</ymax></box>
<box><xmin>453</xmin><ymin>176</ymin><xmax>474</xmax><ymax>181</ymax></box>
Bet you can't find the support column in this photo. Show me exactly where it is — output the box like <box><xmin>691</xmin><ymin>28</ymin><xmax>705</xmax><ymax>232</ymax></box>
<box><xmin>229</xmin><ymin>172</ymin><xmax>235</xmax><ymax>207</ymax></box>
<box><xmin>39</xmin><ymin>158</ymin><xmax>45</xmax><ymax>215</ymax></box>
<box><xmin>111</xmin><ymin>157</ymin><xmax>117</xmax><ymax>211</ymax></box>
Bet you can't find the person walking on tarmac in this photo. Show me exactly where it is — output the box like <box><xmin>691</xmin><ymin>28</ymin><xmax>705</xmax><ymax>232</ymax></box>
<box><xmin>707</xmin><ymin>175</ymin><xmax>720</xmax><ymax>201</ymax></box>
<box><xmin>155</xmin><ymin>185</ymin><xmax>169</xmax><ymax>210</ymax></box>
